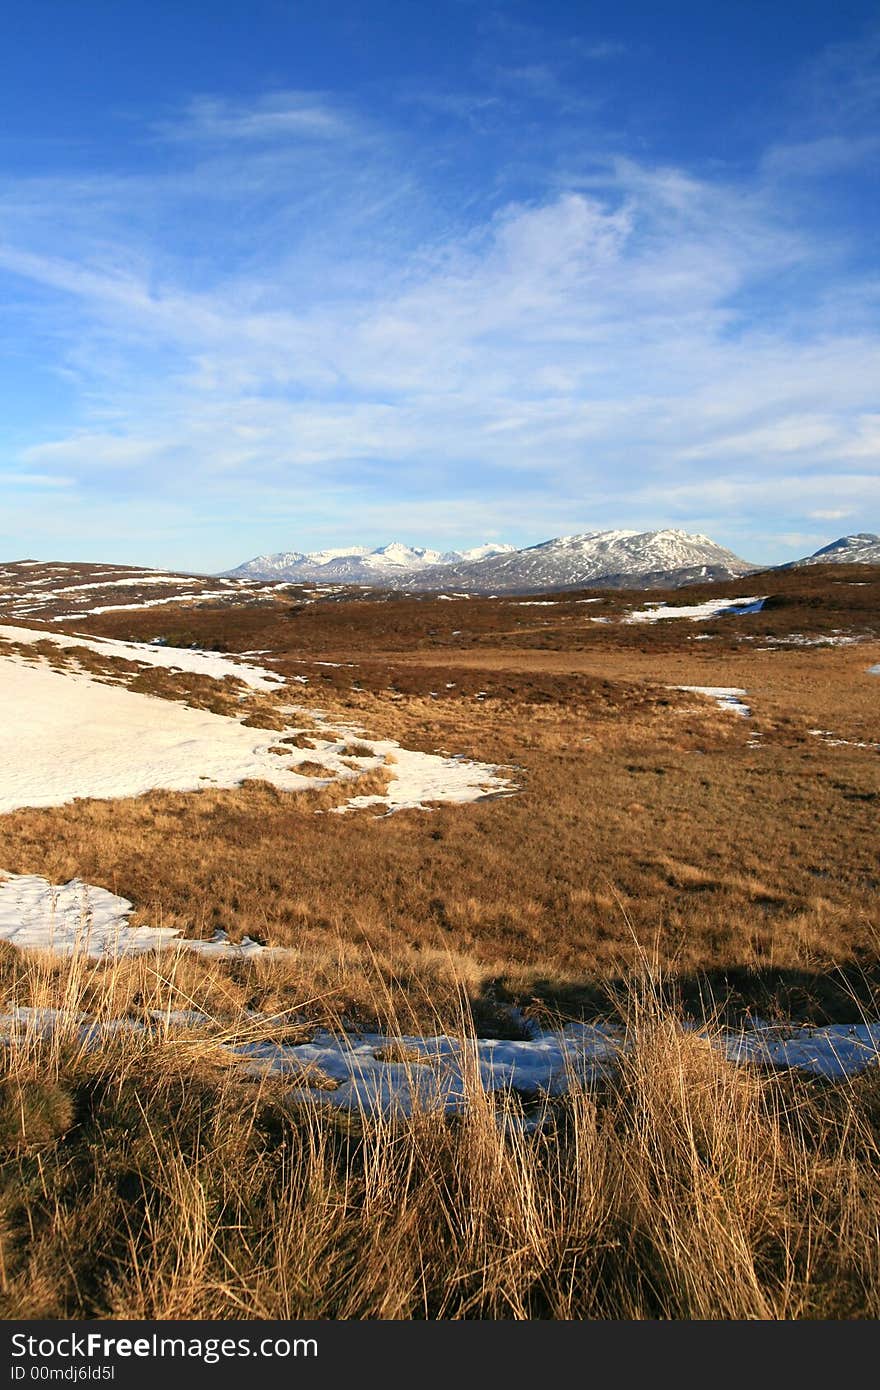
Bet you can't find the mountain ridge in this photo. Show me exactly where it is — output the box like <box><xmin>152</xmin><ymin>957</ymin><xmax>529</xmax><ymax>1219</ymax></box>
<box><xmin>221</xmin><ymin>529</ymin><xmax>879</xmax><ymax>595</ymax></box>
<box><xmin>223</xmin><ymin>529</ymin><xmax>756</xmax><ymax>593</ymax></box>
<box><xmin>392</xmin><ymin>529</ymin><xmax>756</xmax><ymax>594</ymax></box>
<box><xmin>223</xmin><ymin>541</ymin><xmax>516</xmax><ymax>584</ymax></box>
<box><xmin>786</xmin><ymin>533</ymin><xmax>880</xmax><ymax>568</ymax></box>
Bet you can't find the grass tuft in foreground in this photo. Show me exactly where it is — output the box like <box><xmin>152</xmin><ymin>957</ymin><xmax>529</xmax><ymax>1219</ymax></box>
<box><xmin>0</xmin><ymin>951</ymin><xmax>879</xmax><ymax>1319</ymax></box>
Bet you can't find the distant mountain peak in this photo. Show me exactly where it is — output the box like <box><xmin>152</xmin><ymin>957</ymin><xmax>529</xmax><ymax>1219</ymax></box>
<box><xmin>221</xmin><ymin>530</ymin><xmax>755</xmax><ymax>592</ymax></box>
<box><xmin>789</xmin><ymin>533</ymin><xmax>880</xmax><ymax>567</ymax></box>
<box><xmin>814</xmin><ymin>532</ymin><xmax>879</xmax><ymax>553</ymax></box>
<box><xmin>221</xmin><ymin>540</ymin><xmax>515</xmax><ymax>583</ymax></box>
<box><xmin>391</xmin><ymin>528</ymin><xmax>756</xmax><ymax>594</ymax></box>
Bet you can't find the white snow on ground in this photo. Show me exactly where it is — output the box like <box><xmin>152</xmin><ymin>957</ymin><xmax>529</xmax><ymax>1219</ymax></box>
<box><xmin>870</xmin><ymin>664</ymin><xmax>880</xmax><ymax>675</ymax></box>
<box><xmin>716</xmin><ymin>1023</ymin><xmax>880</xmax><ymax>1081</ymax></box>
<box><xmin>236</xmin><ymin>1025</ymin><xmax>620</xmax><ymax>1112</ymax></box>
<box><xmin>0</xmin><ymin>658</ymin><xmax>335</xmax><ymax>813</ymax></box>
<box><xmin>0</xmin><ymin>567</ymin><xmax>298</xmax><ymax>622</ymax></box>
<box><xmin>0</xmin><ymin>655</ymin><xmax>513</xmax><ymax>815</ymax></box>
<box><xmin>749</xmin><ymin>633</ymin><xmax>868</xmax><ymax>648</ymax></box>
<box><xmin>0</xmin><ymin>873</ymin><xmax>273</xmax><ymax>958</ymax></box>
<box><xmin>626</xmin><ymin>596</ymin><xmax>765</xmax><ymax>624</ymax></box>
<box><xmin>0</xmin><ymin>626</ymin><xmax>515</xmax><ymax>817</ymax></box>
<box><xmin>58</xmin><ymin>590</ymin><xmax>236</xmax><ymax>617</ymax></box>
<box><xmin>0</xmin><ymin>624</ymin><xmax>284</xmax><ymax>691</ymax></box>
<box><xmin>330</xmin><ymin>738</ymin><xmax>511</xmax><ymax>814</ymax></box>
<box><xmin>29</xmin><ymin>576</ymin><xmax>200</xmax><ymax>596</ymax></box>
<box><xmin>808</xmin><ymin>729</ymin><xmax>879</xmax><ymax>750</ymax></box>
<box><xmin>674</xmin><ymin>686</ymin><xmax>751</xmax><ymax>717</ymax></box>
<box><xmin>2</xmin><ymin>999</ymin><xmax>878</xmax><ymax>1112</ymax></box>
<box><xmin>239</xmin><ymin>1018</ymin><xmax>880</xmax><ymax>1108</ymax></box>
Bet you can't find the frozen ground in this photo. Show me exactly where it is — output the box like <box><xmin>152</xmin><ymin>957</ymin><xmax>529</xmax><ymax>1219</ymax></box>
<box><xmin>0</xmin><ymin>656</ymin><xmax>341</xmax><ymax>813</ymax></box>
<box><xmin>54</xmin><ymin>591</ymin><xmax>242</xmax><ymax>617</ymax></box>
<box><xmin>241</xmin><ymin>1018</ymin><xmax>880</xmax><ymax>1107</ymax></box>
<box><xmin>809</xmin><ymin>728</ymin><xmax>879</xmax><ymax>750</ymax></box>
<box><xmin>0</xmin><ymin>561</ymin><xmax>293</xmax><ymax>622</ymax></box>
<box><xmin>0</xmin><ymin>624</ymin><xmax>285</xmax><ymax>691</ymax></box>
<box><xmin>743</xmin><ymin>633</ymin><xmax>870</xmax><ymax>648</ymax></box>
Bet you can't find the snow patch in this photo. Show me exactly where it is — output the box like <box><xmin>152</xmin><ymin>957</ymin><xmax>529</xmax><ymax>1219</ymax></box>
<box><xmin>4</xmin><ymin>993</ymin><xmax>876</xmax><ymax>1114</ymax></box>
<box><xmin>0</xmin><ymin>628</ymin><xmax>516</xmax><ymax>817</ymax></box>
<box><xmin>626</xmin><ymin>596</ymin><xmax>765</xmax><ymax>624</ymax></box>
<box><xmin>675</xmin><ymin>686</ymin><xmax>751</xmax><ymax>717</ymax></box>
<box><xmin>0</xmin><ymin>624</ymin><xmax>284</xmax><ymax>691</ymax></box>
<box><xmin>0</xmin><ymin>873</ymin><xmax>274</xmax><ymax>958</ymax></box>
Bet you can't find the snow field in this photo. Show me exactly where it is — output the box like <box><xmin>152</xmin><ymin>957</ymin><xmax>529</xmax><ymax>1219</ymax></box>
<box><xmin>0</xmin><ymin>873</ymin><xmax>273</xmax><ymax>958</ymax></box>
<box><xmin>0</xmin><ymin>628</ymin><xmax>514</xmax><ymax>815</ymax></box>
<box><xmin>625</xmin><ymin>596</ymin><xmax>766</xmax><ymax>624</ymax></box>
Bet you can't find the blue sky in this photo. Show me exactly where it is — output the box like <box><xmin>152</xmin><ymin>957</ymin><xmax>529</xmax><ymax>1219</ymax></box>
<box><xmin>1</xmin><ymin>0</ymin><xmax>878</xmax><ymax>571</ymax></box>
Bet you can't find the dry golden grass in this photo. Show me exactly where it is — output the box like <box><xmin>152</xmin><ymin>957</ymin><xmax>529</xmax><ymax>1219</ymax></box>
<box><xmin>0</xmin><ymin>622</ymin><xmax>877</xmax><ymax>1028</ymax></box>
<box><xmin>0</xmin><ymin>951</ymin><xmax>879</xmax><ymax>1319</ymax></box>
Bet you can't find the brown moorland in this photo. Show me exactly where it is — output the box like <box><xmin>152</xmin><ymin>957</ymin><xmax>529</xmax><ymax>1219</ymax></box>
<box><xmin>1</xmin><ymin>564</ymin><xmax>880</xmax><ymax>1319</ymax></box>
<box><xmin>0</xmin><ymin>563</ymin><xmax>877</xmax><ymax>1029</ymax></box>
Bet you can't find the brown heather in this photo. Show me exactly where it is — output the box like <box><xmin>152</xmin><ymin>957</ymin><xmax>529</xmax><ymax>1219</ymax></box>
<box><xmin>0</xmin><ymin>563</ymin><xmax>877</xmax><ymax>1317</ymax></box>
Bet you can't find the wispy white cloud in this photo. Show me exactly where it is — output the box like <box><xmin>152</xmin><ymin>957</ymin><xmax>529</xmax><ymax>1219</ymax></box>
<box><xmin>761</xmin><ymin>134</ymin><xmax>880</xmax><ymax>179</ymax></box>
<box><xmin>1</xmin><ymin>77</ymin><xmax>878</xmax><ymax>566</ymax></box>
<box><xmin>576</xmin><ymin>41</ymin><xmax>628</xmax><ymax>61</ymax></box>
<box><xmin>794</xmin><ymin>27</ymin><xmax>880</xmax><ymax>133</ymax></box>
<box><xmin>156</xmin><ymin>92</ymin><xmax>357</xmax><ymax>144</ymax></box>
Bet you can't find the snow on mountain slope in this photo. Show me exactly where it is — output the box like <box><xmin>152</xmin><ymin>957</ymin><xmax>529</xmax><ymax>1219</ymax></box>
<box><xmin>223</xmin><ymin>550</ymin><xmax>310</xmax><ymax>578</ymax></box>
<box><xmin>788</xmin><ymin>534</ymin><xmax>880</xmax><ymax>567</ymax></box>
<box><xmin>393</xmin><ymin>529</ymin><xmax>757</xmax><ymax>594</ymax></box>
<box><xmin>358</xmin><ymin>543</ymin><xmax>444</xmax><ymax>571</ymax></box>
<box><xmin>445</xmin><ymin>543</ymin><xmax>517</xmax><ymax>563</ymax></box>
<box><xmin>222</xmin><ymin>541</ymin><xmax>515</xmax><ymax>583</ymax></box>
<box><xmin>300</xmin><ymin>546</ymin><xmax>370</xmax><ymax>566</ymax></box>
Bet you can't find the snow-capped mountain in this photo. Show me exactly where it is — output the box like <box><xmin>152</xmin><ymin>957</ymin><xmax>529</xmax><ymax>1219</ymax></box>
<box><xmin>391</xmin><ymin>529</ymin><xmax>757</xmax><ymax>594</ymax></box>
<box><xmin>225</xmin><ymin>550</ymin><xmax>310</xmax><ymax>579</ymax></box>
<box><xmin>440</xmin><ymin>542</ymin><xmax>517</xmax><ymax>564</ymax></box>
<box><xmin>223</xmin><ymin>541</ymin><xmax>516</xmax><ymax>584</ymax></box>
<box><xmin>788</xmin><ymin>534</ymin><xmax>880</xmax><ymax>567</ymax></box>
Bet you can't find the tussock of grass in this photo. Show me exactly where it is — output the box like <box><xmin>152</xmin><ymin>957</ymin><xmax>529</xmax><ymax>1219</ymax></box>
<box><xmin>0</xmin><ymin>1078</ymin><xmax>75</xmax><ymax>1151</ymax></box>
<box><xmin>290</xmin><ymin>760</ymin><xmax>333</xmax><ymax>778</ymax></box>
<box><xmin>0</xmin><ymin>955</ymin><xmax>879</xmax><ymax>1318</ymax></box>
